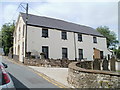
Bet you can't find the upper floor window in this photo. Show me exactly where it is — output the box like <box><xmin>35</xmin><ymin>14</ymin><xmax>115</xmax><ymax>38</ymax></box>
<box><xmin>42</xmin><ymin>28</ymin><xmax>48</xmax><ymax>38</ymax></box>
<box><xmin>78</xmin><ymin>33</ymin><xmax>82</xmax><ymax>42</ymax></box>
<box><xmin>93</xmin><ymin>37</ymin><xmax>97</xmax><ymax>43</ymax></box>
<box><xmin>61</xmin><ymin>31</ymin><xmax>67</xmax><ymax>40</ymax></box>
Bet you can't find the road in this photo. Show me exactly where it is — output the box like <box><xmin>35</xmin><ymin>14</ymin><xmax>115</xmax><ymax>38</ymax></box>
<box><xmin>1</xmin><ymin>56</ymin><xmax>59</xmax><ymax>89</ymax></box>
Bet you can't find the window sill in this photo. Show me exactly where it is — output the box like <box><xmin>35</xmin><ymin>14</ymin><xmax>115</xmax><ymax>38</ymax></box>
<box><xmin>42</xmin><ymin>36</ymin><xmax>49</xmax><ymax>38</ymax></box>
<box><xmin>78</xmin><ymin>41</ymin><xmax>83</xmax><ymax>42</ymax></box>
<box><xmin>62</xmin><ymin>39</ymin><xmax>67</xmax><ymax>40</ymax></box>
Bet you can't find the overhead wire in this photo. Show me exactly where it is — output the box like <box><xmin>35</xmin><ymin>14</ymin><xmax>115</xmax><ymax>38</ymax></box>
<box><xmin>28</xmin><ymin>5</ymin><xmax>41</xmax><ymax>15</ymax></box>
<box><xmin>9</xmin><ymin>3</ymin><xmax>21</xmax><ymax>23</ymax></box>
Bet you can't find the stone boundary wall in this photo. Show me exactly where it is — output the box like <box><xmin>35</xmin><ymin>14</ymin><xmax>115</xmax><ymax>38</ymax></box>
<box><xmin>13</xmin><ymin>55</ymin><xmax>19</xmax><ymax>61</ymax></box>
<box><xmin>67</xmin><ymin>62</ymin><xmax>120</xmax><ymax>88</ymax></box>
<box><xmin>76</xmin><ymin>61</ymin><xmax>93</xmax><ymax>69</ymax></box>
<box><xmin>116</xmin><ymin>60</ymin><xmax>120</xmax><ymax>71</ymax></box>
<box><xmin>8</xmin><ymin>53</ymin><xmax>13</xmax><ymax>59</ymax></box>
<box><xmin>24</xmin><ymin>58</ymin><xmax>75</xmax><ymax>68</ymax></box>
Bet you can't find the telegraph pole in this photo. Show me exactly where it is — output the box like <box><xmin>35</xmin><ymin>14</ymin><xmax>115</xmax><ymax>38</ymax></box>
<box><xmin>19</xmin><ymin>3</ymin><xmax>28</xmax><ymax>63</ymax></box>
<box><xmin>25</xmin><ymin>3</ymin><xmax>28</xmax><ymax>58</ymax></box>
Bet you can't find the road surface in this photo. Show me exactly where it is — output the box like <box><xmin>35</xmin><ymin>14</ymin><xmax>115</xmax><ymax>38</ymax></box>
<box><xmin>1</xmin><ymin>56</ymin><xmax>59</xmax><ymax>89</ymax></box>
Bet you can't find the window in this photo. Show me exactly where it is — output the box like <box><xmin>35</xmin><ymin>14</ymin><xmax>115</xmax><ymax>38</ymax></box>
<box><xmin>22</xmin><ymin>42</ymin><xmax>24</xmax><ymax>55</ymax></box>
<box><xmin>42</xmin><ymin>46</ymin><xmax>49</xmax><ymax>59</ymax></box>
<box><xmin>108</xmin><ymin>54</ymin><xmax>110</xmax><ymax>60</ymax></box>
<box><xmin>93</xmin><ymin>37</ymin><xmax>97</xmax><ymax>43</ymax></box>
<box><xmin>62</xmin><ymin>48</ymin><xmax>68</xmax><ymax>59</ymax></box>
<box><xmin>14</xmin><ymin>47</ymin><xmax>16</xmax><ymax>54</ymax></box>
<box><xmin>79</xmin><ymin>49</ymin><xmax>83</xmax><ymax>60</ymax></box>
<box><xmin>42</xmin><ymin>28</ymin><xmax>48</xmax><ymax>38</ymax></box>
<box><xmin>19</xmin><ymin>27</ymin><xmax>20</xmax><ymax>40</ymax></box>
<box><xmin>78</xmin><ymin>33</ymin><xmax>82</xmax><ymax>42</ymax></box>
<box><xmin>62</xmin><ymin>31</ymin><xmax>67</xmax><ymax>40</ymax></box>
<box><xmin>14</xmin><ymin>32</ymin><xmax>16</xmax><ymax>43</ymax></box>
<box><xmin>100</xmin><ymin>51</ymin><xmax>104</xmax><ymax>59</ymax></box>
<box><xmin>23</xmin><ymin>25</ymin><xmax>25</xmax><ymax>37</ymax></box>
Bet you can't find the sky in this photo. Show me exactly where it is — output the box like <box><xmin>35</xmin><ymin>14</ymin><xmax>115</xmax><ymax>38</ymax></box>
<box><xmin>0</xmin><ymin>0</ymin><xmax>119</xmax><ymax>39</ymax></box>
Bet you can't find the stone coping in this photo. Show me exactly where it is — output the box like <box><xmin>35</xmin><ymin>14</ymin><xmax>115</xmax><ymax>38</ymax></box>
<box><xmin>69</xmin><ymin>62</ymin><xmax>120</xmax><ymax>77</ymax></box>
<box><xmin>117</xmin><ymin>59</ymin><xmax>120</xmax><ymax>62</ymax></box>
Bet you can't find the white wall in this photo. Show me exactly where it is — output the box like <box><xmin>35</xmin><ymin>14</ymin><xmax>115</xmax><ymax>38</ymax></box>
<box><xmin>27</xmin><ymin>26</ymin><xmax>75</xmax><ymax>60</ymax></box>
<box><xmin>27</xmin><ymin>25</ymin><xmax>111</xmax><ymax>60</ymax></box>
<box><xmin>13</xmin><ymin>16</ymin><xmax>25</xmax><ymax>62</ymax></box>
<box><xmin>116</xmin><ymin>61</ymin><xmax>120</xmax><ymax>71</ymax></box>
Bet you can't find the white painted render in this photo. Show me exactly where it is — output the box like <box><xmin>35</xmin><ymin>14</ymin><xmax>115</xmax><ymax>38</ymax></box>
<box><xmin>116</xmin><ymin>61</ymin><xmax>120</xmax><ymax>71</ymax></box>
<box><xmin>27</xmin><ymin>26</ymin><xmax>75</xmax><ymax>60</ymax></box>
<box><xmin>13</xmin><ymin>15</ymin><xmax>112</xmax><ymax>62</ymax></box>
<box><xmin>13</xmin><ymin>16</ymin><xmax>25</xmax><ymax>62</ymax></box>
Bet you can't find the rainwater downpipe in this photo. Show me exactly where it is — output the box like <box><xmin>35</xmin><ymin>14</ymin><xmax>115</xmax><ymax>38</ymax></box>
<box><xmin>74</xmin><ymin>32</ymin><xmax>77</xmax><ymax>61</ymax></box>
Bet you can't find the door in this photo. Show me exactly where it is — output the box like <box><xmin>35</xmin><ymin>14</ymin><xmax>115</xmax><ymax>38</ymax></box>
<box><xmin>93</xmin><ymin>48</ymin><xmax>100</xmax><ymax>59</ymax></box>
<box><xmin>42</xmin><ymin>46</ymin><xmax>49</xmax><ymax>59</ymax></box>
<box><xmin>79</xmin><ymin>49</ymin><xmax>83</xmax><ymax>60</ymax></box>
<box><xmin>100</xmin><ymin>51</ymin><xmax>104</xmax><ymax>59</ymax></box>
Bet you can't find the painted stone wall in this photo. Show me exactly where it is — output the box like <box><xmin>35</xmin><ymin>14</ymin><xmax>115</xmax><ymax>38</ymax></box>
<box><xmin>67</xmin><ymin>62</ymin><xmax>120</xmax><ymax>88</ymax></box>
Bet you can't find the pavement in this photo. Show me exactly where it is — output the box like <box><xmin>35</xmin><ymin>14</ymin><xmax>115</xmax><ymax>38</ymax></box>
<box><xmin>28</xmin><ymin>66</ymin><xmax>73</xmax><ymax>88</ymax></box>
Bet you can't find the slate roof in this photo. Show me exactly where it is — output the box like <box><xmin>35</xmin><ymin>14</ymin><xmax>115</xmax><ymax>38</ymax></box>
<box><xmin>20</xmin><ymin>13</ymin><xmax>103</xmax><ymax>37</ymax></box>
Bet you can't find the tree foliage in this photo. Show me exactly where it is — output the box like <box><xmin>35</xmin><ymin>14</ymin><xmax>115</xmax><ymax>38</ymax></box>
<box><xmin>96</xmin><ymin>26</ymin><xmax>119</xmax><ymax>48</ymax></box>
<box><xmin>113</xmin><ymin>47</ymin><xmax>120</xmax><ymax>59</ymax></box>
<box><xmin>0</xmin><ymin>31</ymin><xmax>2</xmax><ymax>48</ymax></box>
<box><xmin>1</xmin><ymin>23</ymin><xmax>15</xmax><ymax>55</ymax></box>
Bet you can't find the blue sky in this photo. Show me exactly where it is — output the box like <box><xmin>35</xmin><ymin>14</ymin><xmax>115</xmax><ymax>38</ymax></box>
<box><xmin>0</xmin><ymin>0</ymin><xmax>119</xmax><ymax>38</ymax></box>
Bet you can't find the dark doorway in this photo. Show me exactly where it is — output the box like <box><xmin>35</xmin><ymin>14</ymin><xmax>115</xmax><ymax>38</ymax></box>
<box><xmin>42</xmin><ymin>46</ymin><xmax>49</xmax><ymax>59</ymax></box>
<box><xmin>100</xmin><ymin>51</ymin><xmax>104</xmax><ymax>59</ymax></box>
<box><xmin>79</xmin><ymin>49</ymin><xmax>83</xmax><ymax>60</ymax></box>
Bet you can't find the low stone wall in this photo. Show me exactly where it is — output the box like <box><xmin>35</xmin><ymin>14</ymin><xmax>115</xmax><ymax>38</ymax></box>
<box><xmin>116</xmin><ymin>60</ymin><xmax>120</xmax><ymax>71</ymax></box>
<box><xmin>24</xmin><ymin>58</ymin><xmax>75</xmax><ymax>68</ymax></box>
<box><xmin>8</xmin><ymin>53</ymin><xmax>13</xmax><ymax>59</ymax></box>
<box><xmin>68</xmin><ymin>62</ymin><xmax>120</xmax><ymax>88</ymax></box>
<box><xmin>13</xmin><ymin>55</ymin><xmax>19</xmax><ymax>61</ymax></box>
<box><xmin>77</xmin><ymin>61</ymin><xmax>93</xmax><ymax>69</ymax></box>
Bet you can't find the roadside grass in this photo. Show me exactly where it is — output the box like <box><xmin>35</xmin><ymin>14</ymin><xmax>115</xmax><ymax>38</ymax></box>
<box><xmin>116</xmin><ymin>70</ymin><xmax>120</xmax><ymax>73</ymax></box>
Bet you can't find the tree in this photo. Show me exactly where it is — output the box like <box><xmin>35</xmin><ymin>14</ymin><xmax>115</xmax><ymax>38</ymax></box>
<box><xmin>0</xmin><ymin>31</ymin><xmax>2</xmax><ymax>48</ymax></box>
<box><xmin>1</xmin><ymin>23</ymin><xmax>15</xmax><ymax>55</ymax></box>
<box><xmin>113</xmin><ymin>47</ymin><xmax>120</xmax><ymax>59</ymax></box>
<box><xmin>96</xmin><ymin>26</ymin><xmax>119</xmax><ymax>48</ymax></box>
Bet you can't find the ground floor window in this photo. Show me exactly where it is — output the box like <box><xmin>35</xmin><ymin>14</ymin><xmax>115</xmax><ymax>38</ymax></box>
<box><xmin>62</xmin><ymin>48</ymin><xmax>68</xmax><ymax>59</ymax></box>
<box><xmin>100</xmin><ymin>51</ymin><xmax>104</xmax><ymax>59</ymax></box>
<box><xmin>108</xmin><ymin>54</ymin><xmax>110</xmax><ymax>60</ymax></box>
<box><xmin>79</xmin><ymin>49</ymin><xmax>83</xmax><ymax>60</ymax></box>
<box><xmin>42</xmin><ymin>46</ymin><xmax>49</xmax><ymax>59</ymax></box>
<box><xmin>22</xmin><ymin>42</ymin><xmax>24</xmax><ymax>55</ymax></box>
